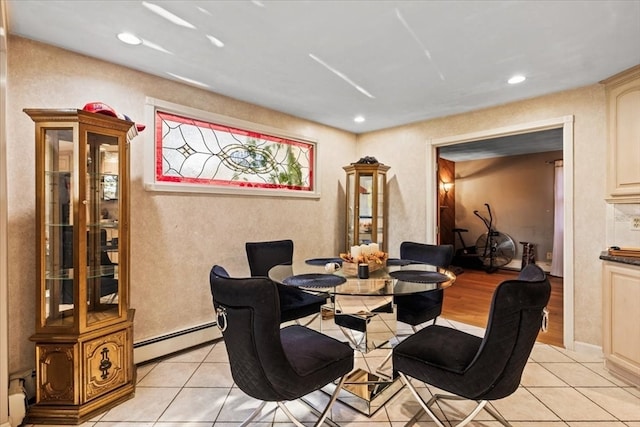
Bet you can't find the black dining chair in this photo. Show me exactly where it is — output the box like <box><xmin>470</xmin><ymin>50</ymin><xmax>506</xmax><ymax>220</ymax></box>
<box><xmin>209</xmin><ymin>267</ymin><xmax>354</xmax><ymax>426</ymax></box>
<box><xmin>375</xmin><ymin>242</ymin><xmax>455</xmax><ymax>374</ymax></box>
<box><xmin>245</xmin><ymin>239</ymin><xmax>327</xmax><ymax>325</ymax></box>
<box><xmin>392</xmin><ymin>264</ymin><xmax>551</xmax><ymax>427</ymax></box>
<box><xmin>395</xmin><ymin>242</ymin><xmax>455</xmax><ymax>331</ymax></box>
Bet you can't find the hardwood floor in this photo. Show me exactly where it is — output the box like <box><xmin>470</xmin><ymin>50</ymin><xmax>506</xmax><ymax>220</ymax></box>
<box><xmin>442</xmin><ymin>267</ymin><xmax>564</xmax><ymax>348</ymax></box>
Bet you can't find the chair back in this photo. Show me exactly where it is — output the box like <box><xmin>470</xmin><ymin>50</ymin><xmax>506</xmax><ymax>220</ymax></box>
<box><xmin>400</xmin><ymin>242</ymin><xmax>454</xmax><ymax>267</ymax></box>
<box><xmin>245</xmin><ymin>239</ymin><xmax>294</xmax><ymax>277</ymax></box>
<box><xmin>209</xmin><ymin>268</ymin><xmax>302</xmax><ymax>401</ymax></box>
<box><xmin>467</xmin><ymin>264</ymin><xmax>551</xmax><ymax>400</ymax></box>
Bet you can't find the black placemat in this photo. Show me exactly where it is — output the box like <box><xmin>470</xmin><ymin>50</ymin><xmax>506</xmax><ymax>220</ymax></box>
<box><xmin>283</xmin><ymin>273</ymin><xmax>347</xmax><ymax>288</ymax></box>
<box><xmin>389</xmin><ymin>270</ymin><xmax>449</xmax><ymax>283</ymax></box>
<box><xmin>386</xmin><ymin>258</ymin><xmax>415</xmax><ymax>266</ymax></box>
<box><xmin>305</xmin><ymin>257</ymin><xmax>343</xmax><ymax>266</ymax></box>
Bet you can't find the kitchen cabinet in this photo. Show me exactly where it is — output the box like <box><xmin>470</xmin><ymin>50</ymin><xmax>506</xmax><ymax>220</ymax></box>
<box><xmin>602</xmin><ymin>261</ymin><xmax>640</xmax><ymax>386</ymax></box>
<box><xmin>602</xmin><ymin>65</ymin><xmax>640</xmax><ymax>203</ymax></box>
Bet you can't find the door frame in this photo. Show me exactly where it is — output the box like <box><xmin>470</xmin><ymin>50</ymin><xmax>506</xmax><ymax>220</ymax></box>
<box><xmin>425</xmin><ymin>115</ymin><xmax>575</xmax><ymax>349</ymax></box>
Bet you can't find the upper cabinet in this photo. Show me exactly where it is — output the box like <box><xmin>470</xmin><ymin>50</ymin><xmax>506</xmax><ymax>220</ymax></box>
<box><xmin>603</xmin><ymin>65</ymin><xmax>640</xmax><ymax>203</ymax></box>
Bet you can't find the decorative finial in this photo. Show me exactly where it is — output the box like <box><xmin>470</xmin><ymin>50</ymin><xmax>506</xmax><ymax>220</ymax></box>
<box><xmin>354</xmin><ymin>156</ymin><xmax>379</xmax><ymax>165</ymax></box>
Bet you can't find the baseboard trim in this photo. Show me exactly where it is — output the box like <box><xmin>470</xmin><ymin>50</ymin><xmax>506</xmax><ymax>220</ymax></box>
<box><xmin>572</xmin><ymin>340</ymin><xmax>603</xmax><ymax>358</ymax></box>
<box><xmin>133</xmin><ymin>322</ymin><xmax>222</xmax><ymax>364</ymax></box>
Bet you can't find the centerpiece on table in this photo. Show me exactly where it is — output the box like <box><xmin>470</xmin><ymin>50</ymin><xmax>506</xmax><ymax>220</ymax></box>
<box><xmin>339</xmin><ymin>243</ymin><xmax>388</xmax><ymax>276</ymax></box>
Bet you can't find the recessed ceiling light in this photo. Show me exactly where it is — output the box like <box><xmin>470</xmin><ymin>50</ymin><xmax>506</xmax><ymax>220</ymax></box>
<box><xmin>206</xmin><ymin>35</ymin><xmax>225</xmax><ymax>48</ymax></box>
<box><xmin>117</xmin><ymin>32</ymin><xmax>142</xmax><ymax>45</ymax></box>
<box><xmin>508</xmin><ymin>75</ymin><xmax>526</xmax><ymax>84</ymax></box>
<box><xmin>167</xmin><ymin>72</ymin><xmax>209</xmax><ymax>88</ymax></box>
<box><xmin>142</xmin><ymin>39</ymin><xmax>172</xmax><ymax>54</ymax></box>
<box><xmin>142</xmin><ymin>1</ymin><xmax>196</xmax><ymax>29</ymax></box>
<box><xmin>354</xmin><ymin>116</ymin><xmax>365</xmax><ymax>123</ymax></box>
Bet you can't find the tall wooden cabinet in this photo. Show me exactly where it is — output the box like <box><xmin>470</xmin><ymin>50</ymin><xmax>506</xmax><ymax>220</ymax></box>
<box><xmin>344</xmin><ymin>160</ymin><xmax>390</xmax><ymax>252</ymax></box>
<box><xmin>24</xmin><ymin>109</ymin><xmax>138</xmax><ymax>424</ymax></box>
<box><xmin>602</xmin><ymin>65</ymin><xmax>640</xmax><ymax>203</ymax></box>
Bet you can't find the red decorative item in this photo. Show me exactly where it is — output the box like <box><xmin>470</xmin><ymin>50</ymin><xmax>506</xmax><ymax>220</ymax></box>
<box><xmin>82</xmin><ymin>102</ymin><xmax>145</xmax><ymax>132</ymax></box>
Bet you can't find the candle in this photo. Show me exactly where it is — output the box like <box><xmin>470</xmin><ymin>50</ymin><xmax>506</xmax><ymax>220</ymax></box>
<box><xmin>369</xmin><ymin>242</ymin><xmax>379</xmax><ymax>254</ymax></box>
<box><xmin>360</xmin><ymin>244</ymin><xmax>370</xmax><ymax>257</ymax></box>
<box><xmin>350</xmin><ymin>245</ymin><xmax>361</xmax><ymax>260</ymax></box>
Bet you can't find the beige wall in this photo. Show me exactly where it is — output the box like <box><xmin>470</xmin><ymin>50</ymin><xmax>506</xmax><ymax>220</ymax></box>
<box><xmin>6</xmin><ymin>36</ymin><xmax>356</xmax><ymax>374</ymax></box>
<box><xmin>357</xmin><ymin>83</ymin><xmax>608</xmax><ymax>348</ymax></box>
<box><xmin>454</xmin><ymin>151</ymin><xmax>563</xmax><ymax>263</ymax></box>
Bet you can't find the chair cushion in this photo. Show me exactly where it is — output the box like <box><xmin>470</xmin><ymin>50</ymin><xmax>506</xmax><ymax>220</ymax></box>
<box><xmin>393</xmin><ymin>325</ymin><xmax>482</xmax><ymax>374</ymax></box>
<box><xmin>280</xmin><ymin>325</ymin><xmax>354</xmax><ymax>389</ymax></box>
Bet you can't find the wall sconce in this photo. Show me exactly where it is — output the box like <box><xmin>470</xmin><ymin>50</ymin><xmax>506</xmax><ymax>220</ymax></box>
<box><xmin>441</xmin><ymin>179</ymin><xmax>453</xmax><ymax>194</ymax></box>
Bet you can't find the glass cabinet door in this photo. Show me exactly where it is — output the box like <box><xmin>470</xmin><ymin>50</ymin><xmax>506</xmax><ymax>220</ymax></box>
<box><xmin>85</xmin><ymin>130</ymin><xmax>121</xmax><ymax>325</ymax></box>
<box><xmin>346</xmin><ymin>172</ymin><xmax>356</xmax><ymax>249</ymax></box>
<box><xmin>43</xmin><ymin>128</ymin><xmax>75</xmax><ymax>327</ymax></box>
<box><xmin>358</xmin><ymin>174</ymin><xmax>373</xmax><ymax>244</ymax></box>
<box><xmin>375</xmin><ymin>172</ymin><xmax>385</xmax><ymax>246</ymax></box>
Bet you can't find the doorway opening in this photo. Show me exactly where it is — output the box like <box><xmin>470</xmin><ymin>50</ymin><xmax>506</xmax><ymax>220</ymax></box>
<box><xmin>426</xmin><ymin>116</ymin><xmax>575</xmax><ymax>349</ymax></box>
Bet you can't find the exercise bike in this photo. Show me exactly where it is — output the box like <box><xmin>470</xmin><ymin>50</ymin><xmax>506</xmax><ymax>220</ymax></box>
<box><xmin>473</xmin><ymin>203</ymin><xmax>516</xmax><ymax>273</ymax></box>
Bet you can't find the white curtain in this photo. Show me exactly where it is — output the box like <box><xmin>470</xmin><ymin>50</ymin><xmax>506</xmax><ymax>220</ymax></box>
<box><xmin>550</xmin><ymin>160</ymin><xmax>564</xmax><ymax>277</ymax></box>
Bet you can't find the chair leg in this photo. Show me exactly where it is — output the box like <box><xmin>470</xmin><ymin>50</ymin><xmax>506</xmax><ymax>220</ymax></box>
<box><xmin>278</xmin><ymin>402</ymin><xmax>306</xmax><ymax>427</ymax></box>
<box><xmin>313</xmin><ymin>374</ymin><xmax>348</xmax><ymax>427</ymax></box>
<box><xmin>276</xmin><ymin>375</ymin><xmax>347</xmax><ymax>427</ymax></box>
<box><xmin>239</xmin><ymin>401</ymin><xmax>269</xmax><ymax>427</ymax></box>
<box><xmin>399</xmin><ymin>373</ymin><xmax>513</xmax><ymax>427</ymax></box>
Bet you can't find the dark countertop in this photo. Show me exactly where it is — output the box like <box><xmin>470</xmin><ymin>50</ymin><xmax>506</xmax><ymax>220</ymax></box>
<box><xmin>600</xmin><ymin>251</ymin><xmax>640</xmax><ymax>267</ymax></box>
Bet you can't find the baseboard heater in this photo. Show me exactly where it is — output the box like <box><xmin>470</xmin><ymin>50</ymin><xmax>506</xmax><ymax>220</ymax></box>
<box><xmin>134</xmin><ymin>322</ymin><xmax>222</xmax><ymax>365</ymax></box>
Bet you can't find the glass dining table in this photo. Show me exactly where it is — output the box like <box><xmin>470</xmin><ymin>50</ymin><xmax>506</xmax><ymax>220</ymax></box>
<box><xmin>268</xmin><ymin>259</ymin><xmax>456</xmax><ymax>416</ymax></box>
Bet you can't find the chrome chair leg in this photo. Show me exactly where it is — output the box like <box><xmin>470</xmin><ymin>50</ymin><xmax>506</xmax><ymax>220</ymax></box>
<box><xmin>276</xmin><ymin>375</ymin><xmax>347</xmax><ymax>427</ymax></box>
<box><xmin>239</xmin><ymin>401</ymin><xmax>269</xmax><ymax>427</ymax></box>
<box><xmin>278</xmin><ymin>402</ymin><xmax>306</xmax><ymax>427</ymax></box>
<box><xmin>399</xmin><ymin>372</ymin><xmax>513</xmax><ymax>427</ymax></box>
<box><xmin>314</xmin><ymin>374</ymin><xmax>348</xmax><ymax>427</ymax></box>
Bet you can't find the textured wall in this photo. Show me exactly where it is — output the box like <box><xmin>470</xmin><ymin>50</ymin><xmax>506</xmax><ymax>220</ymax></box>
<box><xmin>454</xmin><ymin>150</ymin><xmax>562</xmax><ymax>264</ymax></box>
<box><xmin>6</xmin><ymin>36</ymin><xmax>356</xmax><ymax>374</ymax></box>
<box><xmin>357</xmin><ymin>83</ymin><xmax>608</xmax><ymax>348</ymax></box>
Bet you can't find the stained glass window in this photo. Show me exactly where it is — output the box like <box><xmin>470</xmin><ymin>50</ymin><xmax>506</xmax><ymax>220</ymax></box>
<box><xmin>153</xmin><ymin>110</ymin><xmax>316</xmax><ymax>194</ymax></box>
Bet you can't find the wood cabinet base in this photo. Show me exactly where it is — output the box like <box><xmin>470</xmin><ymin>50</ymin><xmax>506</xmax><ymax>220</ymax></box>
<box><xmin>26</xmin><ymin>310</ymin><xmax>136</xmax><ymax>424</ymax></box>
<box><xmin>605</xmin><ymin>359</ymin><xmax>640</xmax><ymax>388</ymax></box>
<box><xmin>26</xmin><ymin>382</ymin><xmax>134</xmax><ymax>425</ymax></box>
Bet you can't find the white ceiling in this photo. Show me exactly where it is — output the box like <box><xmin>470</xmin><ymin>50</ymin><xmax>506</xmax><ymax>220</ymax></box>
<box><xmin>6</xmin><ymin>0</ymin><xmax>640</xmax><ymax>136</ymax></box>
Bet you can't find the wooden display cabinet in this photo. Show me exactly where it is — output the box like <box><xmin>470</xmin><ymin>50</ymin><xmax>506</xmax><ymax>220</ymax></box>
<box><xmin>24</xmin><ymin>108</ymin><xmax>138</xmax><ymax>424</ymax></box>
<box><xmin>344</xmin><ymin>160</ymin><xmax>390</xmax><ymax>252</ymax></box>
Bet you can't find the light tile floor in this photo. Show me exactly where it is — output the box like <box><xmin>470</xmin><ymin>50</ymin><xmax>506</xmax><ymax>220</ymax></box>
<box><xmin>26</xmin><ymin>316</ymin><xmax>640</xmax><ymax>427</ymax></box>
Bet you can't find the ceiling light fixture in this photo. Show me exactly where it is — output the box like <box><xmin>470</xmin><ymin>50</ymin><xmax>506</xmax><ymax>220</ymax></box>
<box><xmin>117</xmin><ymin>32</ymin><xmax>142</xmax><ymax>45</ymax></box>
<box><xmin>309</xmin><ymin>53</ymin><xmax>375</xmax><ymax>99</ymax></box>
<box><xmin>206</xmin><ymin>35</ymin><xmax>225</xmax><ymax>48</ymax></box>
<box><xmin>508</xmin><ymin>75</ymin><xmax>526</xmax><ymax>84</ymax></box>
<box><xmin>354</xmin><ymin>116</ymin><xmax>365</xmax><ymax>123</ymax></box>
<box><xmin>142</xmin><ymin>1</ymin><xmax>196</xmax><ymax>29</ymax></box>
<box><xmin>167</xmin><ymin>72</ymin><xmax>209</xmax><ymax>88</ymax></box>
<box><xmin>142</xmin><ymin>39</ymin><xmax>172</xmax><ymax>54</ymax></box>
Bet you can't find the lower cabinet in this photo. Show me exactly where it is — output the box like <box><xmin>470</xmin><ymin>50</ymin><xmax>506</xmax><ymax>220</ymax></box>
<box><xmin>602</xmin><ymin>262</ymin><xmax>640</xmax><ymax>386</ymax></box>
<box><xmin>27</xmin><ymin>311</ymin><xmax>135</xmax><ymax>424</ymax></box>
